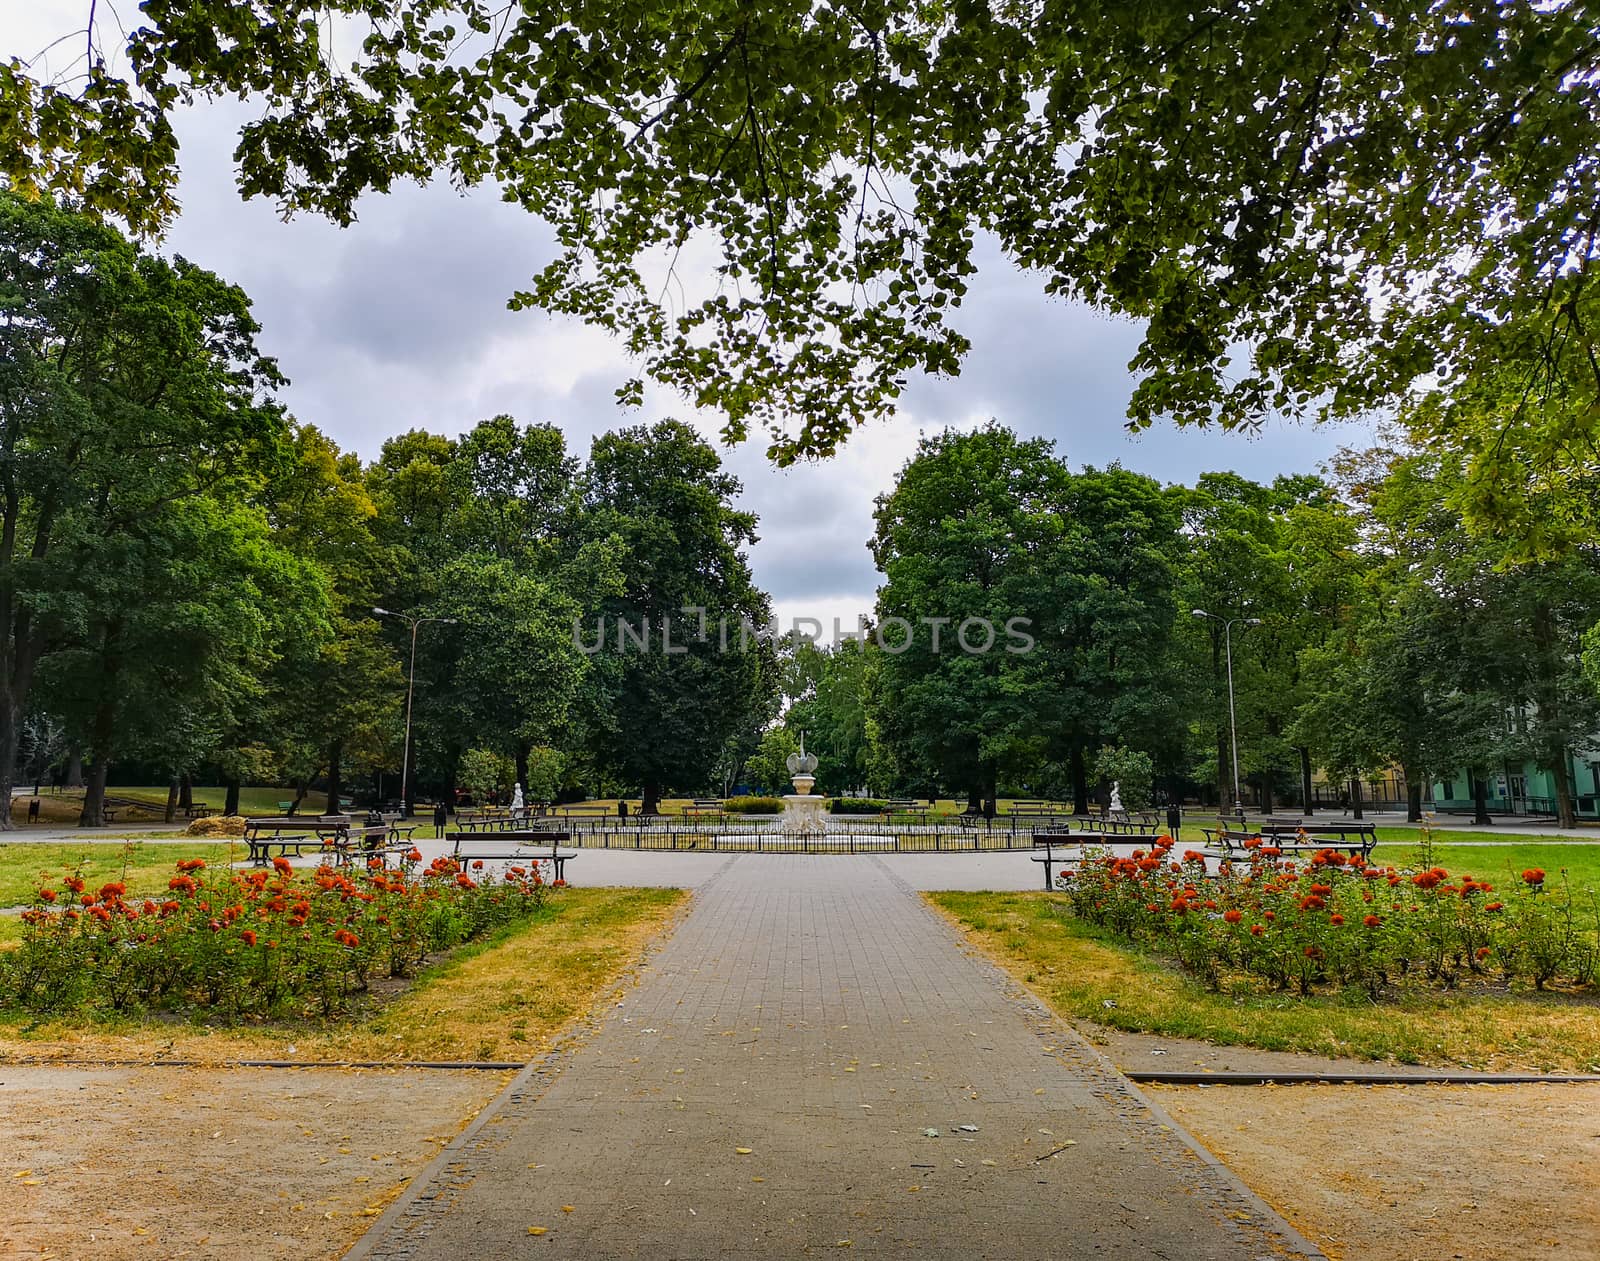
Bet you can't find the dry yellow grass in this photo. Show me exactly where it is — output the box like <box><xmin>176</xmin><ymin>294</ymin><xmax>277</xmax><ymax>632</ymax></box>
<box><xmin>929</xmin><ymin>890</ymin><xmax>1600</xmax><ymax>1073</ymax></box>
<box><xmin>0</xmin><ymin>886</ymin><xmax>687</xmax><ymax>1066</ymax></box>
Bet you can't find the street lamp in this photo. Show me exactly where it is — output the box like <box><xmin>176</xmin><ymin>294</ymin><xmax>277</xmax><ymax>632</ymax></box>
<box><xmin>373</xmin><ymin>608</ymin><xmax>458</xmax><ymax>817</ymax></box>
<box><xmin>1192</xmin><ymin>609</ymin><xmax>1262</xmax><ymax>819</ymax></box>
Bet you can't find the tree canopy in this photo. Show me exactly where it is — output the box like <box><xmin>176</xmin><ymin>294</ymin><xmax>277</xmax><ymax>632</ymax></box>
<box><xmin>8</xmin><ymin>2</ymin><xmax>1596</xmax><ymax>473</ymax></box>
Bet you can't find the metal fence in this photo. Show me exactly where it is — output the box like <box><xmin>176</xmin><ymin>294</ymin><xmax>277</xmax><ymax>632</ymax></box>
<box><xmin>492</xmin><ymin>812</ymin><xmax>1135</xmax><ymax>854</ymax></box>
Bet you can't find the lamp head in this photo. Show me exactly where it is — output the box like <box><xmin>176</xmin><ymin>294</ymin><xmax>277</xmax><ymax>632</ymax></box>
<box><xmin>1246</xmin><ymin>617</ymin><xmax>1263</xmax><ymax>626</ymax></box>
<box><xmin>1190</xmin><ymin>608</ymin><xmax>1208</xmax><ymax>619</ymax></box>
<box><xmin>372</xmin><ymin>607</ymin><xmax>391</xmax><ymax>616</ymax></box>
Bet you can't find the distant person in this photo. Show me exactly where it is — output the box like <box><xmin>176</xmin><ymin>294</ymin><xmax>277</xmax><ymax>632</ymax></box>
<box><xmin>433</xmin><ymin>799</ymin><xmax>449</xmax><ymax>838</ymax></box>
<box><xmin>27</xmin><ymin>799</ymin><xmax>40</xmax><ymax>823</ymax></box>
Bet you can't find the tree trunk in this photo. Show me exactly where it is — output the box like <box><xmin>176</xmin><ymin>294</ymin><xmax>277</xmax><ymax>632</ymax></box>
<box><xmin>1299</xmin><ymin>747</ymin><xmax>1315</xmax><ymax>816</ymax></box>
<box><xmin>179</xmin><ymin>772</ymin><xmax>193</xmax><ymax>811</ymax></box>
<box><xmin>165</xmin><ymin>775</ymin><xmax>179</xmax><ymax>824</ymax></box>
<box><xmin>641</xmin><ymin>780</ymin><xmax>661</xmax><ymax>815</ymax></box>
<box><xmin>982</xmin><ymin>762</ymin><xmax>997</xmax><ymax>820</ymax></box>
<box><xmin>1406</xmin><ymin>775</ymin><xmax>1423</xmax><ymax>823</ymax></box>
<box><xmin>79</xmin><ymin>690</ymin><xmax>116</xmax><ymax>828</ymax></box>
<box><xmin>1472</xmin><ymin>772</ymin><xmax>1493</xmax><ymax>825</ymax></box>
<box><xmin>1348</xmin><ymin>776</ymin><xmax>1364</xmax><ymax>821</ymax></box>
<box><xmin>288</xmin><ymin>782</ymin><xmax>307</xmax><ymax>815</ymax></box>
<box><xmin>65</xmin><ymin>746</ymin><xmax>83</xmax><ymax>788</ymax></box>
<box><xmin>1261</xmin><ymin>773</ymin><xmax>1274</xmax><ymax>815</ymax></box>
<box><xmin>1216</xmin><ymin>730</ymin><xmax>1229</xmax><ymax>809</ymax></box>
<box><xmin>0</xmin><ymin>705</ymin><xmax>18</xmax><ymax>831</ymax></box>
<box><xmin>223</xmin><ymin>776</ymin><xmax>241</xmax><ymax>817</ymax></box>
<box><xmin>80</xmin><ymin>757</ymin><xmax>110</xmax><ymax>828</ymax></box>
<box><xmin>1552</xmin><ymin>748</ymin><xmax>1576</xmax><ymax>829</ymax></box>
<box><xmin>966</xmin><ymin>784</ymin><xmax>983</xmax><ymax>813</ymax></box>
<box><xmin>325</xmin><ymin>737</ymin><xmax>343</xmax><ymax>815</ymax></box>
<box><xmin>1070</xmin><ymin>746</ymin><xmax>1088</xmax><ymax>815</ymax></box>
<box><xmin>515</xmin><ymin>741</ymin><xmax>530</xmax><ymax>795</ymax></box>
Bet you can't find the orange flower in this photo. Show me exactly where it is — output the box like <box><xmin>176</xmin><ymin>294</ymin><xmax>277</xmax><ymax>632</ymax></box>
<box><xmin>1522</xmin><ymin>868</ymin><xmax>1545</xmax><ymax>886</ymax></box>
<box><xmin>38</xmin><ymin>888</ymin><xmax>56</xmax><ymax>903</ymax></box>
<box><xmin>1329</xmin><ymin>913</ymin><xmax>1345</xmax><ymax>926</ymax></box>
<box><xmin>176</xmin><ymin>858</ymin><xmax>207</xmax><ymax>873</ymax></box>
<box><xmin>1362</xmin><ymin>914</ymin><xmax>1382</xmax><ymax>928</ymax></box>
<box><xmin>1223</xmin><ymin>909</ymin><xmax>1243</xmax><ymax>924</ymax></box>
<box><xmin>1249</xmin><ymin>924</ymin><xmax>1265</xmax><ymax>936</ymax></box>
<box><xmin>272</xmin><ymin>856</ymin><xmax>294</xmax><ymax>876</ymax></box>
<box><xmin>241</xmin><ymin>929</ymin><xmax>258</xmax><ymax>946</ymax></box>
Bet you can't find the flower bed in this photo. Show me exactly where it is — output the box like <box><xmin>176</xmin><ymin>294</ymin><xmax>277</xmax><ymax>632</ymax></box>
<box><xmin>1</xmin><ymin>852</ymin><xmax>560</xmax><ymax>1017</ymax></box>
<box><xmin>1058</xmin><ymin>837</ymin><xmax>1598</xmax><ymax>997</ymax></box>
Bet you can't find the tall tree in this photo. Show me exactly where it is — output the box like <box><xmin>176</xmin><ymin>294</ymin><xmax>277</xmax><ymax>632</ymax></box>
<box><xmin>0</xmin><ymin>191</ymin><xmax>289</xmax><ymax>827</ymax></box>
<box><xmin>870</xmin><ymin>425</ymin><xmax>1074</xmax><ymax>808</ymax></box>
<box><xmin>574</xmin><ymin>421</ymin><xmax>774</xmax><ymax>813</ymax></box>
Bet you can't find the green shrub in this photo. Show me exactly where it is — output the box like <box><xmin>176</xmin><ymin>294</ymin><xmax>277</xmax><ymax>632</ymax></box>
<box><xmin>829</xmin><ymin>798</ymin><xmax>885</xmax><ymax>815</ymax></box>
<box><xmin>722</xmin><ymin>796</ymin><xmax>784</xmax><ymax>814</ymax></box>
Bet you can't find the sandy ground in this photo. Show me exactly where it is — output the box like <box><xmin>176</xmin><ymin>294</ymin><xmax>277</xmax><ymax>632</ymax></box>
<box><xmin>0</xmin><ymin>1064</ymin><xmax>508</xmax><ymax>1260</ymax></box>
<box><xmin>1154</xmin><ymin>1081</ymin><xmax>1600</xmax><ymax>1261</ymax></box>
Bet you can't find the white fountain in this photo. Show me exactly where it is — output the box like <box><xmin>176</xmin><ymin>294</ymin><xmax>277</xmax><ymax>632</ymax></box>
<box><xmin>782</xmin><ymin>734</ymin><xmax>827</xmax><ymax>836</ymax></box>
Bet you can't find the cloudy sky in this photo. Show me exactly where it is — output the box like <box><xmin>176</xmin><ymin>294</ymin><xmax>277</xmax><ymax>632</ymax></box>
<box><xmin>11</xmin><ymin>6</ymin><xmax>1373</xmax><ymax>630</ymax></box>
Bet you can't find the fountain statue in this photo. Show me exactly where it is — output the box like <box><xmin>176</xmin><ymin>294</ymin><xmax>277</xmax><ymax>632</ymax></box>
<box><xmin>511</xmin><ymin>782</ymin><xmax>525</xmax><ymax>813</ymax></box>
<box><xmin>1108</xmin><ymin>780</ymin><xmax>1124</xmax><ymax>816</ymax></box>
<box><xmin>782</xmin><ymin>733</ymin><xmax>827</xmax><ymax>835</ymax></box>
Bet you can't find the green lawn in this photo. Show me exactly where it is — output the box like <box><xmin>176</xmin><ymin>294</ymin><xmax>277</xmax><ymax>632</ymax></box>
<box><xmin>0</xmin><ymin>840</ymin><xmax>243</xmax><ymax>907</ymax></box>
<box><xmin>930</xmin><ymin>890</ymin><xmax>1600</xmax><ymax>1073</ymax></box>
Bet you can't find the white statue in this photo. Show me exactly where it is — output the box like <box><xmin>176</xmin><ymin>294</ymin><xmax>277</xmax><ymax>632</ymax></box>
<box><xmin>511</xmin><ymin>782</ymin><xmax>525</xmax><ymax>812</ymax></box>
<box><xmin>785</xmin><ymin>732</ymin><xmax>819</xmax><ymax>795</ymax></box>
<box><xmin>1108</xmin><ymin>781</ymin><xmax>1124</xmax><ymax>815</ymax></box>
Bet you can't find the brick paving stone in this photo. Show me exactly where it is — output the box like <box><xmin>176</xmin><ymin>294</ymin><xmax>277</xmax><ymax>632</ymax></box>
<box><xmin>350</xmin><ymin>855</ymin><xmax>1322</xmax><ymax>1260</ymax></box>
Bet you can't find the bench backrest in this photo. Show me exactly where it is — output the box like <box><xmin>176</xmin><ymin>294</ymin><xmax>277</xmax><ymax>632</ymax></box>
<box><xmin>448</xmin><ymin>830</ymin><xmax>571</xmax><ymax>848</ymax></box>
<box><xmin>245</xmin><ymin>817</ymin><xmax>346</xmax><ymax>834</ymax></box>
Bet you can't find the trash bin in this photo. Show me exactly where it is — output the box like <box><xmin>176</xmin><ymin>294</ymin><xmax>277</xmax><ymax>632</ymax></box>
<box><xmin>618</xmin><ymin>799</ymin><xmax>629</xmax><ymax>819</ymax></box>
<box><xmin>1165</xmin><ymin>802</ymin><xmax>1181</xmax><ymax>836</ymax></box>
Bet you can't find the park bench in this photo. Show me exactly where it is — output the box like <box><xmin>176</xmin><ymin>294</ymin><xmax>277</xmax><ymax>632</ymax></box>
<box><xmin>182</xmin><ymin>803</ymin><xmax>214</xmax><ymax>819</ymax></box>
<box><xmin>1031</xmin><ymin>830</ymin><xmax>1169</xmax><ymax>889</ymax></box>
<box><xmin>1202</xmin><ymin>823</ymin><xmax>1377</xmax><ymax>862</ymax></box>
<box><xmin>881</xmin><ymin>798</ymin><xmax>930</xmax><ymax>821</ymax></box>
<box><xmin>447</xmin><ymin>830</ymin><xmax>577</xmax><ymax>882</ymax></box>
<box><xmin>243</xmin><ymin>816</ymin><xmax>351</xmax><ymax>866</ymax></box>
<box><xmin>684</xmin><ymin>799</ymin><xmax>726</xmax><ymax>823</ymax></box>
<box><xmin>1260</xmin><ymin>821</ymin><xmax>1379</xmax><ymax>859</ymax></box>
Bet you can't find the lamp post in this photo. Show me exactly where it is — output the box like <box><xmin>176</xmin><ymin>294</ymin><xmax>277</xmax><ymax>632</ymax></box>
<box><xmin>1192</xmin><ymin>609</ymin><xmax>1261</xmax><ymax>819</ymax></box>
<box><xmin>374</xmin><ymin>608</ymin><xmax>458</xmax><ymax>817</ymax></box>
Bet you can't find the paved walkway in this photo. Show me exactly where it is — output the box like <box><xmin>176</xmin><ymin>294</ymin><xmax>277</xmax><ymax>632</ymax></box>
<box><xmin>350</xmin><ymin>856</ymin><xmax>1319</xmax><ymax>1259</ymax></box>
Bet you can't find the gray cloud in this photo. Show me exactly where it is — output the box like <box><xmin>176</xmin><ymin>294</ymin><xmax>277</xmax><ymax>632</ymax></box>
<box><xmin>109</xmin><ymin>89</ymin><xmax>1371</xmax><ymax>614</ymax></box>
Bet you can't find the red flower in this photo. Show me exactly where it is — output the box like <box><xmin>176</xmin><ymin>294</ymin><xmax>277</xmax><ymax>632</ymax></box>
<box><xmin>1522</xmin><ymin>869</ymin><xmax>1545</xmax><ymax>886</ymax></box>
<box><xmin>1329</xmin><ymin>914</ymin><xmax>1345</xmax><ymax>926</ymax></box>
<box><xmin>241</xmin><ymin>929</ymin><xmax>258</xmax><ymax>946</ymax></box>
<box><xmin>553</xmin><ymin>879</ymin><xmax>567</xmax><ymax>888</ymax></box>
<box><xmin>38</xmin><ymin>888</ymin><xmax>56</xmax><ymax>903</ymax></box>
<box><xmin>272</xmin><ymin>856</ymin><xmax>294</xmax><ymax>876</ymax></box>
<box><xmin>1362</xmin><ymin>914</ymin><xmax>1382</xmax><ymax>928</ymax></box>
<box><xmin>1223</xmin><ymin>909</ymin><xmax>1243</xmax><ymax>924</ymax></box>
<box><xmin>176</xmin><ymin>858</ymin><xmax>207</xmax><ymax>873</ymax></box>
<box><xmin>472</xmin><ymin>860</ymin><xmax>485</xmax><ymax>870</ymax></box>
<box><xmin>1485</xmin><ymin>901</ymin><xmax>1504</xmax><ymax>913</ymax></box>
<box><xmin>1249</xmin><ymin>924</ymin><xmax>1265</xmax><ymax>936</ymax></box>
<box><xmin>1298</xmin><ymin>894</ymin><xmax>1326</xmax><ymax>912</ymax></box>
<box><xmin>1475</xmin><ymin>946</ymin><xmax>1491</xmax><ymax>960</ymax></box>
